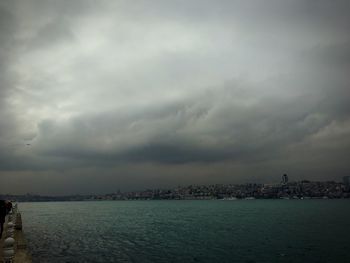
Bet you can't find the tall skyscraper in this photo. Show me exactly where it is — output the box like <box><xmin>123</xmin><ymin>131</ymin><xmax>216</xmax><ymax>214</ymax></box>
<box><xmin>282</xmin><ymin>174</ymin><xmax>289</xmax><ymax>184</ymax></box>
<box><xmin>343</xmin><ymin>176</ymin><xmax>350</xmax><ymax>186</ymax></box>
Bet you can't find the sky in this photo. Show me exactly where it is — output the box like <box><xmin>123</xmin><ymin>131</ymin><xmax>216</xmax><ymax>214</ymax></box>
<box><xmin>0</xmin><ymin>0</ymin><xmax>349</xmax><ymax>195</ymax></box>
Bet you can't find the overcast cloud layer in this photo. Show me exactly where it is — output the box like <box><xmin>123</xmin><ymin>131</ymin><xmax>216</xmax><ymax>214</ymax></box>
<box><xmin>1</xmin><ymin>0</ymin><xmax>349</xmax><ymax>195</ymax></box>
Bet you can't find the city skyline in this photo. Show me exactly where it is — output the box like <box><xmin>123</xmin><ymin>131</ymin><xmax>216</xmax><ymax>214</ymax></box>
<box><xmin>1</xmin><ymin>176</ymin><xmax>349</xmax><ymax>200</ymax></box>
<box><xmin>1</xmin><ymin>0</ymin><xmax>350</xmax><ymax>195</ymax></box>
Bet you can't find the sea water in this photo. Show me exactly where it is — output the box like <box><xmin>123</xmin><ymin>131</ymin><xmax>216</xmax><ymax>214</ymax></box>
<box><xmin>19</xmin><ymin>200</ymin><xmax>350</xmax><ymax>263</ymax></box>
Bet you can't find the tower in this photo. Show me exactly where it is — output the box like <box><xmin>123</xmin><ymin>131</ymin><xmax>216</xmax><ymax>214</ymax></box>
<box><xmin>282</xmin><ymin>174</ymin><xmax>288</xmax><ymax>184</ymax></box>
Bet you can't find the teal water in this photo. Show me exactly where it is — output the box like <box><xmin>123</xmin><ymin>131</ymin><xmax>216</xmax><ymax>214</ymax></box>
<box><xmin>19</xmin><ymin>200</ymin><xmax>350</xmax><ymax>263</ymax></box>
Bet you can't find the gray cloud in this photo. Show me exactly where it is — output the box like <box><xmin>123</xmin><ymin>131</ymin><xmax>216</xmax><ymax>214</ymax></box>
<box><xmin>0</xmin><ymin>0</ymin><xmax>349</xmax><ymax>194</ymax></box>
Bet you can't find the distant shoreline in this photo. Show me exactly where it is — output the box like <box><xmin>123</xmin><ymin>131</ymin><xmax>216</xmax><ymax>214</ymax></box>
<box><xmin>10</xmin><ymin>198</ymin><xmax>350</xmax><ymax>203</ymax></box>
<box><xmin>2</xmin><ymin>180</ymin><xmax>350</xmax><ymax>202</ymax></box>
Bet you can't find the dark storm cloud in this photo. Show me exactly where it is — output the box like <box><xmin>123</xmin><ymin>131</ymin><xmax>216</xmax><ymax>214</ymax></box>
<box><xmin>32</xmin><ymin>79</ymin><xmax>347</xmax><ymax>165</ymax></box>
<box><xmin>0</xmin><ymin>0</ymin><xmax>350</xmax><ymax>194</ymax></box>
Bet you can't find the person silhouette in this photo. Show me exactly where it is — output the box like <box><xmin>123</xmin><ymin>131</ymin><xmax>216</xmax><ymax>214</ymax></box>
<box><xmin>0</xmin><ymin>200</ymin><xmax>7</xmax><ymax>238</ymax></box>
<box><xmin>6</xmin><ymin>201</ymin><xmax>12</xmax><ymax>214</ymax></box>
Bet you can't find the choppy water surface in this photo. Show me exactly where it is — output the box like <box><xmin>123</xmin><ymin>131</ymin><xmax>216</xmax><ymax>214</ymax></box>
<box><xmin>20</xmin><ymin>200</ymin><xmax>350</xmax><ymax>263</ymax></box>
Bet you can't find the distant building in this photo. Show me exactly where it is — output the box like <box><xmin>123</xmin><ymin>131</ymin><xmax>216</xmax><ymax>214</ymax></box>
<box><xmin>282</xmin><ymin>174</ymin><xmax>289</xmax><ymax>184</ymax></box>
<box><xmin>343</xmin><ymin>176</ymin><xmax>350</xmax><ymax>186</ymax></box>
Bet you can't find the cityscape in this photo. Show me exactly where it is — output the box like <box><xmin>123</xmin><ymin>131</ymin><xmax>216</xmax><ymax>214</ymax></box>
<box><xmin>2</xmin><ymin>175</ymin><xmax>350</xmax><ymax>202</ymax></box>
